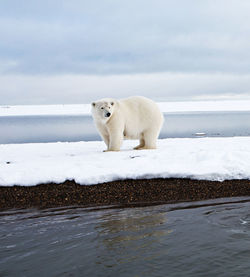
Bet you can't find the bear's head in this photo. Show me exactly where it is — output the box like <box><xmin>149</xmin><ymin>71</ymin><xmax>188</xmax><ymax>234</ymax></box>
<box><xmin>91</xmin><ymin>98</ymin><xmax>116</xmax><ymax>121</ymax></box>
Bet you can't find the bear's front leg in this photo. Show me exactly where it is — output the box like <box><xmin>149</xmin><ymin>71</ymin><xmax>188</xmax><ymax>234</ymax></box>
<box><xmin>102</xmin><ymin>134</ymin><xmax>110</xmax><ymax>150</ymax></box>
<box><xmin>95</xmin><ymin>122</ymin><xmax>110</xmax><ymax>151</ymax></box>
<box><xmin>105</xmin><ymin>128</ymin><xmax>123</xmax><ymax>151</ymax></box>
<box><xmin>107</xmin><ymin>133</ymin><xmax>123</xmax><ymax>151</ymax></box>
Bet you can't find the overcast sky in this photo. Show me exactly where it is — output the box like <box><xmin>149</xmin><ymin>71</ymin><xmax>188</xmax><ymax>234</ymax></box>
<box><xmin>1</xmin><ymin>0</ymin><xmax>250</xmax><ymax>104</ymax></box>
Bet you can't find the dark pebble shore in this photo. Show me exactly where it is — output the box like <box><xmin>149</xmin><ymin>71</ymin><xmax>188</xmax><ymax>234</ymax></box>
<box><xmin>1</xmin><ymin>178</ymin><xmax>250</xmax><ymax>210</ymax></box>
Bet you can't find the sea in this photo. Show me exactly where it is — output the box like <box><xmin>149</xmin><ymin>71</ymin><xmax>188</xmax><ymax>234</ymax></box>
<box><xmin>1</xmin><ymin>111</ymin><xmax>250</xmax><ymax>276</ymax></box>
<box><xmin>1</xmin><ymin>197</ymin><xmax>250</xmax><ymax>276</ymax></box>
<box><xmin>0</xmin><ymin>111</ymin><xmax>250</xmax><ymax>144</ymax></box>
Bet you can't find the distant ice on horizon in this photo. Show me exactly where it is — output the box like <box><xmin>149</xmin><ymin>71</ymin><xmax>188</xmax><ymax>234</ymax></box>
<box><xmin>1</xmin><ymin>100</ymin><xmax>250</xmax><ymax>117</ymax></box>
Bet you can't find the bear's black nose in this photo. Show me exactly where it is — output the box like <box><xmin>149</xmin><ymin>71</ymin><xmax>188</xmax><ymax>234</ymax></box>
<box><xmin>106</xmin><ymin>112</ymin><xmax>111</xmax><ymax>117</ymax></box>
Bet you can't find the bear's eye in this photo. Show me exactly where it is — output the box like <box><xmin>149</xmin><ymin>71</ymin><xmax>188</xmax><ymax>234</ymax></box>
<box><xmin>101</xmin><ymin>107</ymin><xmax>104</xmax><ymax>109</ymax></box>
<box><xmin>111</xmin><ymin>102</ymin><xmax>114</xmax><ymax>106</ymax></box>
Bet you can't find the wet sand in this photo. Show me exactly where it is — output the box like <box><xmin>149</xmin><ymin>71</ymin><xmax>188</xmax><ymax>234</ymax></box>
<box><xmin>1</xmin><ymin>178</ymin><xmax>250</xmax><ymax>210</ymax></box>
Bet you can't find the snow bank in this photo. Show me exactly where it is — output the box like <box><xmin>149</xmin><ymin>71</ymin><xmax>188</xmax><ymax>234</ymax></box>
<box><xmin>1</xmin><ymin>137</ymin><xmax>250</xmax><ymax>186</ymax></box>
<box><xmin>0</xmin><ymin>104</ymin><xmax>90</xmax><ymax>117</ymax></box>
<box><xmin>158</xmin><ymin>100</ymin><xmax>250</xmax><ymax>113</ymax></box>
<box><xmin>1</xmin><ymin>100</ymin><xmax>250</xmax><ymax>117</ymax></box>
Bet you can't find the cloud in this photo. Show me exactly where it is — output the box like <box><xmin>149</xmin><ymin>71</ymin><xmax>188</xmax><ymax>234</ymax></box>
<box><xmin>0</xmin><ymin>0</ymin><xmax>250</xmax><ymax>75</ymax></box>
<box><xmin>1</xmin><ymin>73</ymin><xmax>250</xmax><ymax>105</ymax></box>
<box><xmin>1</xmin><ymin>1</ymin><xmax>250</xmax><ymax>104</ymax></box>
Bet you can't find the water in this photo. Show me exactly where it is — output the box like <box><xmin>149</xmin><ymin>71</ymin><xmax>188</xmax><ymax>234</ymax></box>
<box><xmin>1</xmin><ymin>197</ymin><xmax>250</xmax><ymax>276</ymax></box>
<box><xmin>1</xmin><ymin>111</ymin><xmax>250</xmax><ymax>144</ymax></box>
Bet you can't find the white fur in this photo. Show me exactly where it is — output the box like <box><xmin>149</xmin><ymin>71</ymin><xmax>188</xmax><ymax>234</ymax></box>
<box><xmin>91</xmin><ymin>96</ymin><xmax>164</xmax><ymax>151</ymax></box>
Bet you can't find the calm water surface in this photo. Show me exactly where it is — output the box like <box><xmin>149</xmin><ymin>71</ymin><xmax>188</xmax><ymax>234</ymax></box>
<box><xmin>1</xmin><ymin>197</ymin><xmax>250</xmax><ymax>277</ymax></box>
<box><xmin>0</xmin><ymin>111</ymin><xmax>250</xmax><ymax>144</ymax></box>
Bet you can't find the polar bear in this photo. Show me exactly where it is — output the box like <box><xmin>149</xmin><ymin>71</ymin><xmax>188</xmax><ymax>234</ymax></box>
<box><xmin>91</xmin><ymin>96</ymin><xmax>164</xmax><ymax>152</ymax></box>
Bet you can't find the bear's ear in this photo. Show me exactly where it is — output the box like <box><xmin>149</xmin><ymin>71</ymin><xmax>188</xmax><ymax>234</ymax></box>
<box><xmin>111</xmin><ymin>102</ymin><xmax>114</xmax><ymax>106</ymax></box>
<box><xmin>92</xmin><ymin>102</ymin><xmax>96</xmax><ymax>107</ymax></box>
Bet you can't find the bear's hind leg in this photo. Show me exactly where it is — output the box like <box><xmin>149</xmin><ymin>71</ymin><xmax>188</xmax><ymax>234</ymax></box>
<box><xmin>139</xmin><ymin>129</ymin><xmax>158</xmax><ymax>150</ymax></box>
<box><xmin>134</xmin><ymin>136</ymin><xmax>145</xmax><ymax>150</ymax></box>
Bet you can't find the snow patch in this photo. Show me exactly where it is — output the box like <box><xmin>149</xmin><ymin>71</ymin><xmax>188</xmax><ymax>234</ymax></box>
<box><xmin>0</xmin><ymin>137</ymin><xmax>250</xmax><ymax>186</ymax></box>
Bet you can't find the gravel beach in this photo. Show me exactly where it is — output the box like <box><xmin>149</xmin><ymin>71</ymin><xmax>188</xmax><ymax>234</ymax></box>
<box><xmin>1</xmin><ymin>178</ymin><xmax>250</xmax><ymax>210</ymax></box>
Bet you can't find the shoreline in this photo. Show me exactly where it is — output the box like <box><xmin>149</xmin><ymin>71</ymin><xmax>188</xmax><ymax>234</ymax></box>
<box><xmin>1</xmin><ymin>178</ymin><xmax>250</xmax><ymax>210</ymax></box>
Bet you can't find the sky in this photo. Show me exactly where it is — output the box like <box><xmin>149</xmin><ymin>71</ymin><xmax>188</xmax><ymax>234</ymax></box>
<box><xmin>0</xmin><ymin>0</ymin><xmax>250</xmax><ymax>105</ymax></box>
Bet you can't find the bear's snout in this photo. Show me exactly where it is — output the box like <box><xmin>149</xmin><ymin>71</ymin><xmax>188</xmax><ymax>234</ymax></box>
<box><xmin>106</xmin><ymin>112</ymin><xmax>111</xmax><ymax>117</ymax></box>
